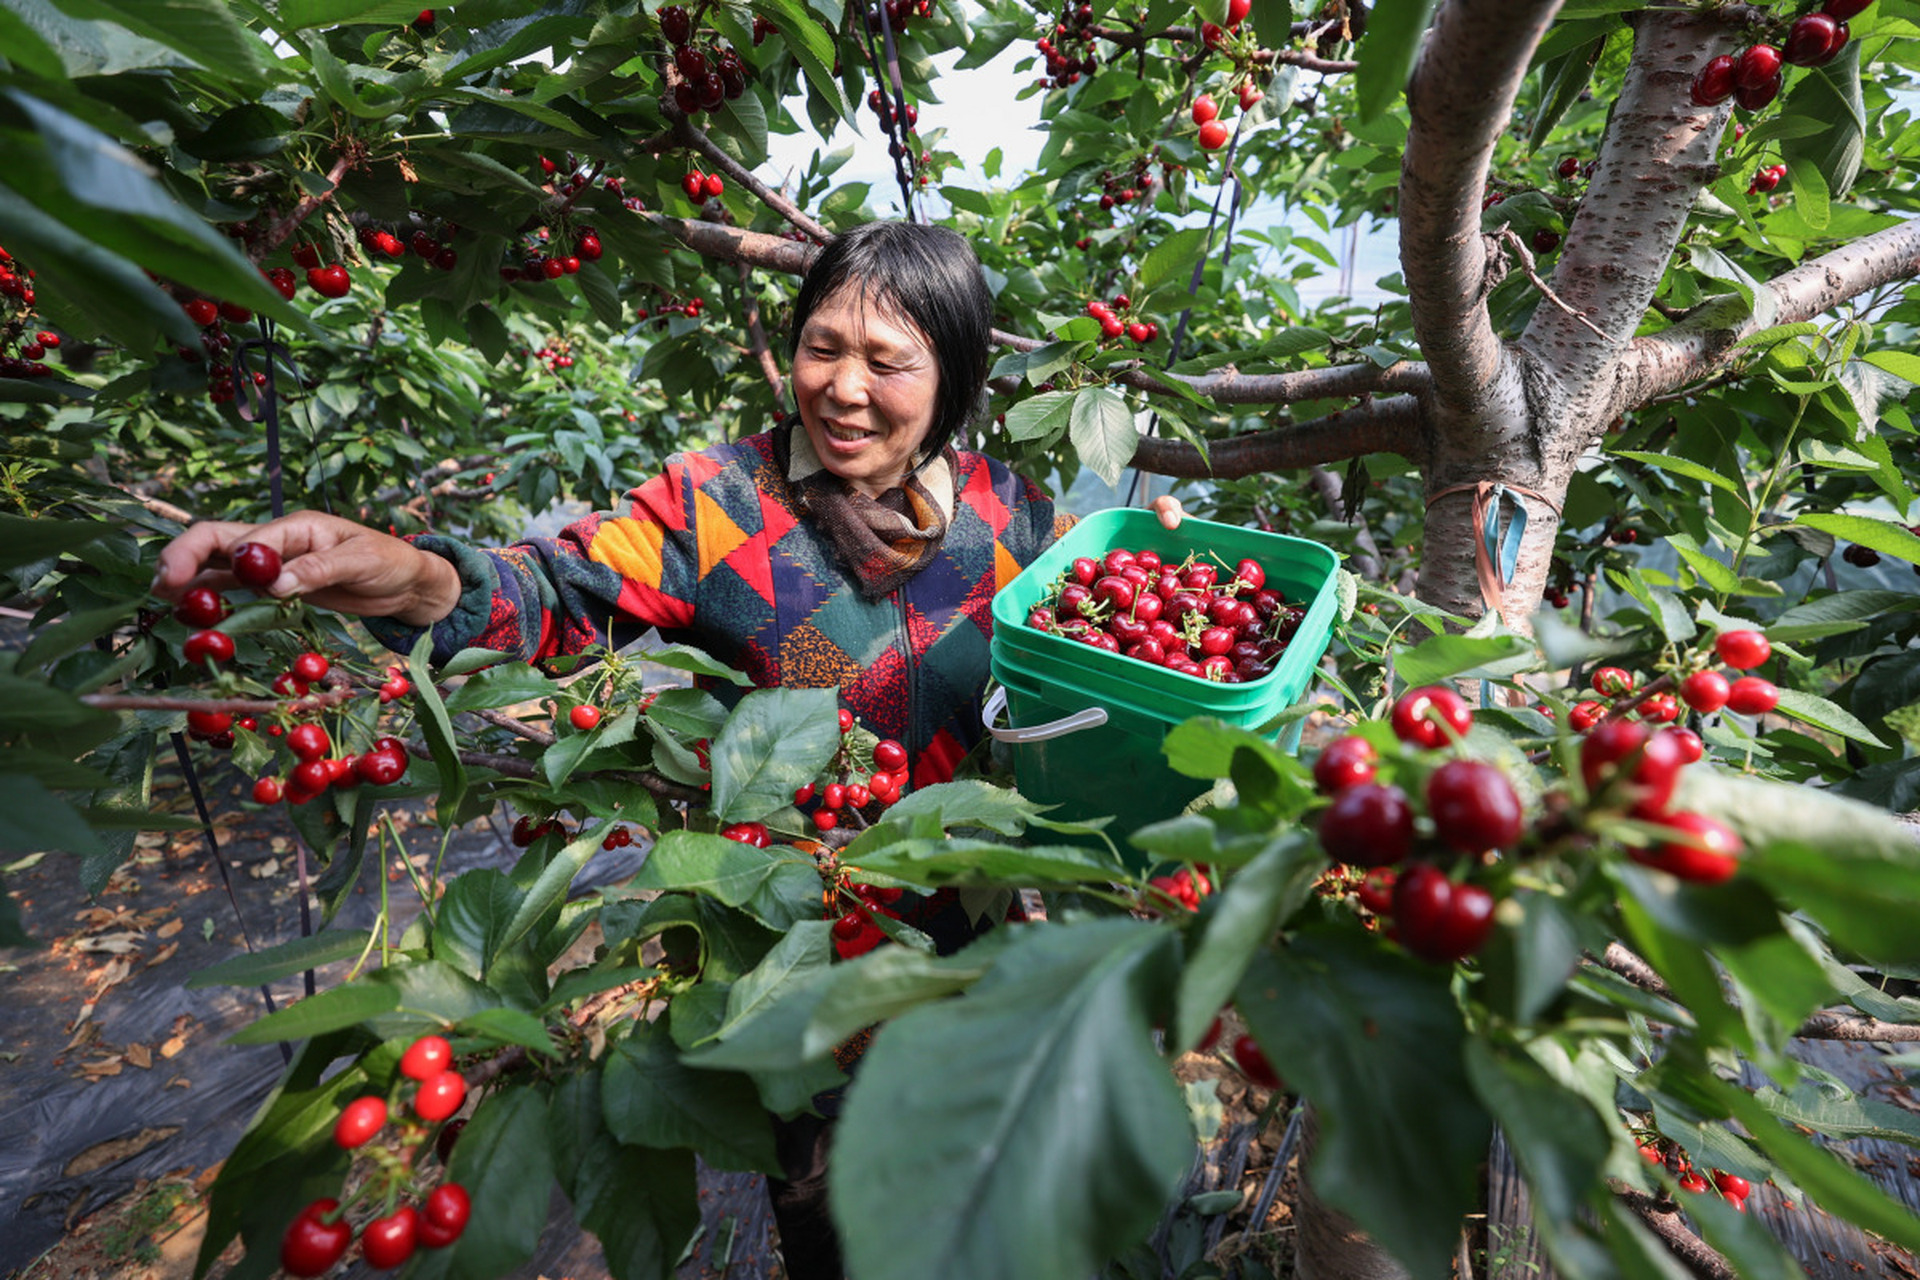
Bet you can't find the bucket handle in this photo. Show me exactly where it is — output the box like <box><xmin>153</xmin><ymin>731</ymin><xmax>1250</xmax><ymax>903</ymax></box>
<box><xmin>982</xmin><ymin>685</ymin><xmax>1108</xmax><ymax>743</ymax></box>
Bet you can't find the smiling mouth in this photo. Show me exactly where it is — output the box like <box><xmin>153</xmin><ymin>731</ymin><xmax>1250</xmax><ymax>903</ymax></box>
<box><xmin>823</xmin><ymin>421</ymin><xmax>876</xmax><ymax>442</ymax></box>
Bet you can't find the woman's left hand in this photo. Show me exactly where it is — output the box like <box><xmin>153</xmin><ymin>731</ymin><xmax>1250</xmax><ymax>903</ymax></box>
<box><xmin>1151</xmin><ymin>494</ymin><xmax>1186</xmax><ymax>530</ymax></box>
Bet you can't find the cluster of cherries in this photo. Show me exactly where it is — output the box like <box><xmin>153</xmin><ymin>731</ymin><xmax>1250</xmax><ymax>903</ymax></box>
<box><xmin>680</xmin><ymin>169</ymin><xmax>728</xmax><ymax>203</ymax></box>
<box><xmin>658</xmin><ymin>6</ymin><xmax>755</xmax><ymax>115</ymax></box>
<box><xmin>0</xmin><ymin>245</ymin><xmax>62</xmax><ymax>380</ymax></box>
<box><xmin>1749</xmin><ymin>162</ymin><xmax>1790</xmax><ymax>195</ymax></box>
<box><xmin>1191</xmin><ymin>80</ymin><xmax>1261</xmax><ymax>152</ymax></box>
<box><xmin>1146</xmin><ymin>864</ymin><xmax>1212</xmax><ymax>913</ymax></box>
<box><xmin>171</xmin><ymin>542</ymin><xmax>416</xmax><ymax>799</ymax></box>
<box><xmin>280</xmin><ymin>1035</ymin><xmax>473</xmax><ymax>1275</ymax></box>
<box><xmin>1022</xmin><ymin>545</ymin><xmax>1307</xmax><ymax>684</ymax></box>
<box><xmin>1635</xmin><ymin>1133</ymin><xmax>1760</xmax><ymax>1211</ymax></box>
<box><xmin>1084</xmin><ymin>294</ymin><xmax>1160</xmax><ymax>345</ymax></box>
<box><xmin>794</xmin><ymin>709</ymin><xmax>912</xmax><ymax>833</ymax></box>
<box><xmin>633</xmin><ymin>286</ymin><xmax>709</xmax><ymax>323</ymax></box>
<box><xmin>289</xmin><ymin>241</ymin><xmax>359</xmax><ymax>299</ymax></box>
<box><xmin>173</xmin><ymin>289</ymin><xmax>279</xmax><ymax>405</ymax></box>
<box><xmin>1090</xmin><ymin>153</ymin><xmax>1160</xmax><ymax>219</ymax></box>
<box><xmin>1690</xmin><ymin>0</ymin><xmax>1866</xmax><ymax>112</ymax></box>
<box><xmin>828</xmin><ymin>875</ymin><xmax>906</xmax><ymax>960</ymax></box>
<box><xmin>866</xmin><ymin>87</ymin><xmax>919</xmax><ymax>135</ymax></box>
<box><xmin>1193</xmin><ymin>1015</ymin><xmax>1284</xmax><ymax>1092</ymax></box>
<box><xmin>1316</xmin><ymin>676</ymin><xmax>1748</xmax><ymax>964</ymax></box>
<box><xmin>356</xmin><ymin>224</ymin><xmax>460</xmax><ymax>273</ymax></box>
<box><xmin>500</xmin><ymin>225</ymin><xmax>605</xmax><ymax>284</ymax></box>
<box><xmin>1568</xmin><ymin>628</ymin><xmax>1779</xmax><ymax>734</ymax></box>
<box><xmin>1032</xmin><ymin>1</ymin><xmax>1102</xmax><ymax>90</ymax></box>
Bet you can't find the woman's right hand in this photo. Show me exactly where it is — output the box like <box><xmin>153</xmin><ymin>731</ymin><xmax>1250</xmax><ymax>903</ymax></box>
<box><xmin>151</xmin><ymin>511</ymin><xmax>462</xmax><ymax>627</ymax></box>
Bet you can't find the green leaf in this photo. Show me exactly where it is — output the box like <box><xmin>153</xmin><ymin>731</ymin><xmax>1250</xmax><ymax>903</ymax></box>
<box><xmin>1608</xmin><ymin>449</ymin><xmax>1748</xmax><ymax>504</ymax></box>
<box><xmin>548</xmin><ymin>1070</ymin><xmax>701</xmax><ymax>1278</ymax></box>
<box><xmin>1785</xmin><ymin>155</ymin><xmax>1831</xmax><ymax>232</ymax></box>
<box><xmin>1355</xmin><ymin>0</ymin><xmax>1440</xmax><ymax>121</ymax></box>
<box><xmin>1174</xmin><ymin>833</ymin><xmax>1322</xmax><ymax>1051</ymax></box>
<box><xmin>1863</xmin><ymin>349</ymin><xmax>1920</xmax><ymax>385</ymax></box>
<box><xmin>186</xmin><ymin>929</ymin><xmax>370</xmax><ymax>989</ymax></box>
<box><xmin>602</xmin><ymin>1018</ymin><xmax>780</xmax><ymax>1173</ymax></box>
<box><xmin>1665</xmin><ymin>531</ymin><xmax>1741</xmax><ymax>593</ymax></box>
<box><xmin>1528</xmin><ymin>30</ymin><xmax>1608</xmax><ymax>151</ymax></box>
<box><xmin>279</xmin><ymin>0</ymin><xmax>426</xmax><ymax>27</ymax></box>
<box><xmin>711</xmin><ymin>919</ymin><xmax>834</xmax><ymax>1044</ymax></box>
<box><xmin>444</xmin><ymin>661</ymin><xmax>557</xmax><ymax>711</ymax></box>
<box><xmin>1237</xmin><ymin>927</ymin><xmax>1490</xmax><ymax>1280</ymax></box>
<box><xmin>1162</xmin><ymin>717</ymin><xmax>1296</xmax><ymax>784</ymax></box>
<box><xmin>628</xmin><ymin>830</ymin><xmax>820</xmax><ymax>931</ymax></box>
<box><xmin>1394</xmin><ymin>631</ymin><xmax>1535</xmax><ymax>684</ymax></box>
<box><xmin>1003</xmin><ymin>389</ymin><xmax>1076</xmax><ymax>443</ymax></box>
<box><xmin>227</xmin><ymin>981</ymin><xmax>399</xmax><ymax>1044</ymax></box>
<box><xmin>433</xmin><ymin>1086</ymin><xmax>557</xmax><ymax>1277</ymax></box>
<box><xmin>499</xmin><ymin>821</ymin><xmax>610</xmax><ymax>956</ymax></box>
<box><xmin>710</xmin><ymin>686</ymin><xmax>842</xmax><ymax>823</ymax></box>
<box><xmin>833</xmin><ymin>918</ymin><xmax>1193</xmax><ymax>1280</ymax></box>
<box><xmin>634</xmin><ymin>642</ymin><xmax>753</xmax><ymax>686</ymax></box>
<box><xmin>1136</xmin><ymin>226</ymin><xmax>1209</xmax><ymax>294</ymax></box>
<box><xmin>843</xmin><ymin>837</ymin><xmax>1126</xmax><ymax>888</ymax></box>
<box><xmin>870</xmin><ymin>779</ymin><xmax>1050</xmax><ymax>837</ymax></box>
<box><xmin>1069</xmin><ymin>386</ymin><xmax>1138</xmax><ymax>487</ymax></box>
<box><xmin>1688</xmin><ymin>244</ymin><xmax>1775</xmax><ymax>329</ymax></box>
<box><xmin>0</xmin><ymin>774</ymin><xmax>105</xmax><ymax>858</ymax></box>
<box><xmin>0</xmin><ymin>513</ymin><xmax>111</xmax><ymax>570</ymax></box>
<box><xmin>1769</xmin><ymin>686</ymin><xmax>1886</xmax><ymax>747</ymax></box>
<box><xmin>1780</xmin><ymin>41</ymin><xmax>1864</xmax><ymax>198</ymax></box>
<box><xmin>457</xmin><ymin>1007</ymin><xmax>558</xmax><ymax>1057</ymax></box>
<box><xmin>1464</xmin><ymin>1040</ymin><xmax>1611</xmax><ymax>1227</ymax></box>
<box><xmin>407</xmin><ymin>633</ymin><xmax>467</xmax><ymax>826</ymax></box>
<box><xmin>53</xmin><ymin>0</ymin><xmax>271</xmax><ymax>87</ymax></box>
<box><xmin>1768</xmin><ymin>589</ymin><xmax>1915</xmax><ymax>644</ymax></box>
<box><xmin>1792</xmin><ymin>513</ymin><xmax>1920</xmax><ymax>563</ymax></box>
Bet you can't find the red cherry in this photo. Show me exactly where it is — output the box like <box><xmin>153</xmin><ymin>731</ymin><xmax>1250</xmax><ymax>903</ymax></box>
<box><xmin>838</xmin><ymin>708</ymin><xmax>855</xmax><ymax>732</ymax></box>
<box><xmin>577</xmin><ymin>234</ymin><xmax>602</xmax><ymax>260</ymax></box>
<box><xmin>290</xmin><ymin>759</ymin><xmax>331</xmax><ymax>794</ymax></box>
<box><xmin>1714</xmin><ymin>629</ymin><xmax>1770</xmax><ymax>669</ymax></box>
<box><xmin>704</xmin><ymin>173</ymin><xmax>726</xmax><ymax>198</ymax></box>
<box><xmin>281</xmin><ymin>1199</ymin><xmax>352</xmax><ymax>1277</ymax></box>
<box><xmin>1317</xmin><ymin>783</ymin><xmax>1414</xmax><ymax>867</ymax></box>
<box><xmin>1238</xmin><ymin>80</ymin><xmax>1263</xmax><ymax>110</ymax></box>
<box><xmin>1734</xmin><ymin>44</ymin><xmax>1783</xmax><ymax>91</ymax></box>
<box><xmin>1355</xmin><ymin>866</ymin><xmax>1396</xmax><ymax>914</ymax></box>
<box><xmin>1192</xmin><ymin>94</ymin><xmax>1219</xmax><ymax>126</ymax></box>
<box><xmin>660</xmin><ymin>3</ymin><xmax>694</xmax><ymax>44</ymax></box>
<box><xmin>187</xmin><ymin>709</ymin><xmax>233</xmax><ymax>739</ymax></box>
<box><xmin>414</xmin><ymin>1068</ymin><xmax>467</xmax><ymax>1122</ymax></box>
<box><xmin>292</xmin><ymin>651</ymin><xmax>330</xmax><ymax>683</ymax></box>
<box><xmin>1713</xmin><ymin>1170</ymin><xmax>1752</xmax><ymax>1199</ymax></box>
<box><xmin>873</xmin><ymin>738</ymin><xmax>908</xmax><ymax>772</ymax></box>
<box><xmin>1581</xmin><ymin>719</ymin><xmax>1684</xmax><ymax>812</ymax></box>
<box><xmin>183</xmin><ymin>297</ymin><xmax>220</xmax><ymax>327</ymax></box>
<box><xmin>1392</xmin><ymin>865</ymin><xmax>1497</xmax><ymax>963</ymax></box>
<box><xmin>356</xmin><ymin>749</ymin><xmax>408</xmax><ymax>786</ymax></box>
<box><xmin>266</xmin><ymin>266</ymin><xmax>298</xmax><ymax>300</ymax></box>
<box><xmin>287</xmin><ymin>722</ymin><xmax>331</xmax><ymax>761</ymax></box>
<box><xmin>1733</xmin><ymin>70</ymin><xmax>1784</xmax><ymax>111</ymax></box>
<box><xmin>173</xmin><ymin>586</ymin><xmax>228</xmax><ymax>628</ymax></box>
<box><xmin>813</xmin><ymin>808</ymin><xmax>839</xmax><ymax>832</ymax></box>
<box><xmin>1312</xmin><ymin>735</ymin><xmax>1378</xmax><ymax>793</ymax></box>
<box><xmin>1823</xmin><ymin>0</ymin><xmax>1871</xmax><ymax>16</ymax></box>
<box><xmin>1197</xmin><ymin>120</ymin><xmax>1229</xmax><ymax>150</ymax></box>
<box><xmin>1126</xmin><ymin>322</ymin><xmax>1152</xmax><ymax>343</ymax></box>
<box><xmin>423</xmin><ymin>1183</ymin><xmax>472</xmax><ymax>1238</ymax></box>
<box><xmin>1225</xmin><ymin>0</ymin><xmax>1251</xmax><ymax>25</ymax></box>
<box><xmin>1784</xmin><ymin>13</ymin><xmax>1840</xmax><ymax>64</ymax></box>
<box><xmin>682</xmin><ymin>171</ymin><xmax>706</xmax><ymax>199</ymax></box>
<box><xmin>1569</xmin><ymin>700</ymin><xmax>1606</xmax><ymax>732</ymax></box>
<box><xmin>401</xmin><ymin>1033</ymin><xmax>454</xmax><ymax>1081</ymax></box>
<box><xmin>1230</xmin><ymin>1034</ymin><xmax>1283</xmax><ymax>1090</ymax></box>
<box><xmin>333</xmin><ymin>1095</ymin><xmax>388</xmax><ymax>1148</ymax></box>
<box><xmin>230</xmin><ymin>540</ymin><xmax>282</xmax><ymax>590</ymax></box>
<box><xmin>1389</xmin><ymin>685</ymin><xmax>1473</xmax><ymax>749</ymax></box>
<box><xmin>1663</xmin><ymin>726</ymin><xmax>1704</xmax><ymax>765</ymax></box>
<box><xmin>1591</xmin><ymin>666</ymin><xmax>1634</xmax><ymax>697</ymax></box>
<box><xmin>570</xmin><ymin>704</ymin><xmax>602</xmax><ymax>730</ymax></box>
<box><xmin>252</xmin><ymin>777</ymin><xmax>284</xmax><ymax>804</ymax></box>
<box><xmin>794</xmin><ymin>783</ymin><xmax>816</xmax><ymax>805</ymax></box>
<box><xmin>1633</xmin><ymin>811</ymin><xmax>1742</xmax><ymax>883</ymax></box>
<box><xmin>1638</xmin><ymin>692</ymin><xmax>1680</xmax><ymax>724</ymax></box>
<box><xmin>183</xmin><ymin>629</ymin><xmax>235</xmax><ymax>666</ymax></box>
<box><xmin>291</xmin><ymin>243</ymin><xmax>320</xmax><ymax>269</ymax></box>
<box><xmin>361</xmin><ymin>1205</ymin><xmax>419</xmax><ymax>1269</ymax></box>
<box><xmin>1691</xmin><ymin>54</ymin><xmax>1737</xmax><ymax>106</ymax></box>
<box><xmin>1725</xmin><ymin>676</ymin><xmax>1779</xmax><ymax>715</ymax></box>
<box><xmin>1679</xmin><ymin>670</ymin><xmax>1730</xmax><ymax>714</ymax></box>
<box><xmin>306</xmin><ymin>264</ymin><xmax>352</xmax><ymax>298</ymax></box>
<box><xmin>1425</xmin><ymin>760</ymin><xmax>1523</xmax><ymax>852</ymax></box>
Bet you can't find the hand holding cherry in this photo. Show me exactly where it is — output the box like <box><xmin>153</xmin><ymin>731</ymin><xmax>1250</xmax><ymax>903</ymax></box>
<box><xmin>153</xmin><ymin>511</ymin><xmax>462</xmax><ymax>627</ymax></box>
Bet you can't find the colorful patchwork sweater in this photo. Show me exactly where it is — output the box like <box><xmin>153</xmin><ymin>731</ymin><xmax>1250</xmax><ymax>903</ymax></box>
<box><xmin>380</xmin><ymin>427</ymin><xmax>1069</xmax><ymax>789</ymax></box>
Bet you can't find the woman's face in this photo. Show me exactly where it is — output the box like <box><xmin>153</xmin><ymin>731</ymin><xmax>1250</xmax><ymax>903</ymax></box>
<box><xmin>792</xmin><ymin>285</ymin><xmax>941</xmax><ymax>498</ymax></box>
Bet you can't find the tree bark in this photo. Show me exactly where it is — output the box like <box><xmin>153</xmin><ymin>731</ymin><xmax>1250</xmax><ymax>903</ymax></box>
<box><xmin>1292</xmin><ymin>1107</ymin><xmax>1413</xmax><ymax>1280</ymax></box>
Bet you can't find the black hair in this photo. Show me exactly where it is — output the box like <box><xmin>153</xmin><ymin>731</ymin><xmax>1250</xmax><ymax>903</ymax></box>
<box><xmin>787</xmin><ymin>220</ymin><xmax>994</xmax><ymax>458</ymax></box>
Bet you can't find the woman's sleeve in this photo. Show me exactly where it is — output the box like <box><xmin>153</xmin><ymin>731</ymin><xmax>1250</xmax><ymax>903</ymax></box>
<box><xmin>364</xmin><ymin>464</ymin><xmax>703</xmax><ymax>667</ymax></box>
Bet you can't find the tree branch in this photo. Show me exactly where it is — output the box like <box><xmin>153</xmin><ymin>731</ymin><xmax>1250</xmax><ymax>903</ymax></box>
<box><xmin>1612</xmin><ymin>1185</ymin><xmax>1738</xmax><ymax>1280</ymax></box>
<box><xmin>1523</xmin><ymin>8</ymin><xmax>1738</xmax><ymax>408</ymax></box>
<box><xmin>667</xmin><ymin>112</ymin><xmax>832</xmax><ymax>245</ymax></box>
<box><xmin>1117</xmin><ymin>358</ymin><xmax>1429</xmax><ymax>406</ymax></box>
<box><xmin>1797</xmin><ymin>1009</ymin><xmax>1920</xmax><ymax>1042</ymax></box>
<box><xmin>739</xmin><ymin>262</ymin><xmax>788</xmax><ymax>408</ymax></box>
<box><xmin>1129</xmin><ymin>394</ymin><xmax>1421</xmax><ymax>478</ymax></box>
<box><xmin>1614</xmin><ymin>217</ymin><xmax>1920</xmax><ymax>414</ymax></box>
<box><xmin>1401</xmin><ymin>0</ymin><xmax>1564</xmax><ymax>412</ymax></box>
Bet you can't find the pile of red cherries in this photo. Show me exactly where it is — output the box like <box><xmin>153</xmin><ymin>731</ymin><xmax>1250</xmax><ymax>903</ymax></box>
<box><xmin>1023</xmin><ymin>546</ymin><xmax>1305</xmax><ymax>682</ymax></box>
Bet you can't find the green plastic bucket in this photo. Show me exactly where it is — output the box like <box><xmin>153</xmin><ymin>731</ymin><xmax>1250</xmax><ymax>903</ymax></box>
<box><xmin>986</xmin><ymin>509</ymin><xmax>1340</xmax><ymax>854</ymax></box>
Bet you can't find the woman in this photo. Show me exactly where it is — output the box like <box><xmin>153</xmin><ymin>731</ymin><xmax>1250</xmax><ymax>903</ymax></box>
<box><xmin>153</xmin><ymin>219</ymin><xmax>1181</xmax><ymax>1276</ymax></box>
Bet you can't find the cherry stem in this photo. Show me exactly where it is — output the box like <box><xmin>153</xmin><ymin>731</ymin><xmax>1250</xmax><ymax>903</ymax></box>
<box><xmin>263</xmin><ymin>151</ymin><xmax>359</xmax><ymax>261</ymax></box>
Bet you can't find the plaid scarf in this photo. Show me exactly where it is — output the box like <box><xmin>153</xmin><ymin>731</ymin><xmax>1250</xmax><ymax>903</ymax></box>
<box><xmin>777</xmin><ymin>417</ymin><xmax>955</xmax><ymax>601</ymax></box>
